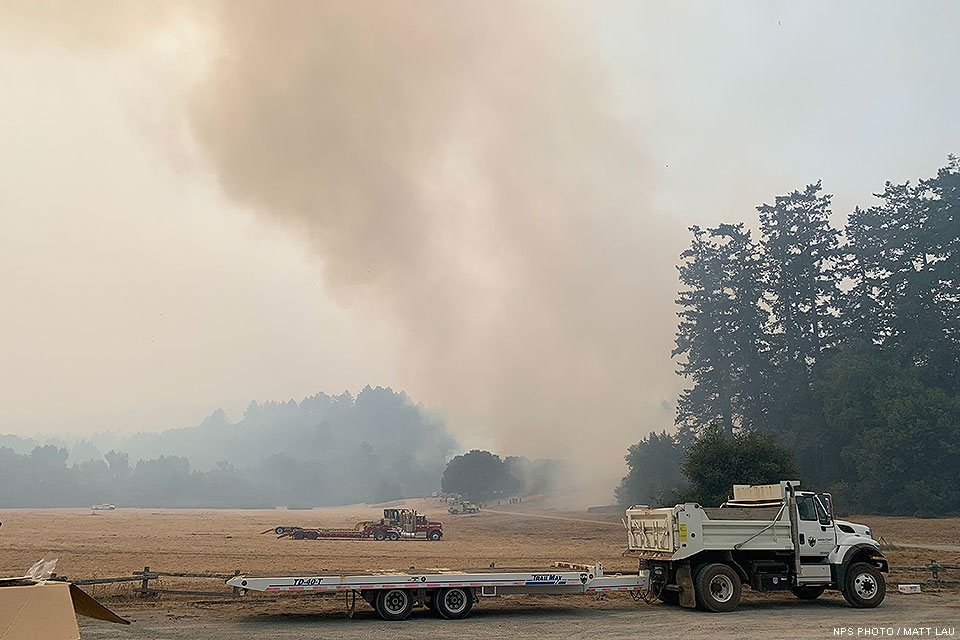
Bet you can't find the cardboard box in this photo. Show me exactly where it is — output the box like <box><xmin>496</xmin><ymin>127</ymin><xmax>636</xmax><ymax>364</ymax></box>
<box><xmin>0</xmin><ymin>563</ymin><xmax>129</xmax><ymax>640</ymax></box>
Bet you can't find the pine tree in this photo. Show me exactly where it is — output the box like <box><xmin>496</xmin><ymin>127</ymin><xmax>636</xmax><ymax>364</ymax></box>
<box><xmin>842</xmin><ymin>159</ymin><xmax>959</xmax><ymax>392</ymax></box>
<box><xmin>759</xmin><ymin>181</ymin><xmax>842</xmax><ymax>367</ymax></box>
<box><xmin>673</xmin><ymin>224</ymin><xmax>769</xmax><ymax>437</ymax></box>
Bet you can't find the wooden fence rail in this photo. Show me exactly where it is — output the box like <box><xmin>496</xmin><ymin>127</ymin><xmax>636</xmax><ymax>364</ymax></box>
<box><xmin>53</xmin><ymin>566</ymin><xmax>240</xmax><ymax>597</ymax></box>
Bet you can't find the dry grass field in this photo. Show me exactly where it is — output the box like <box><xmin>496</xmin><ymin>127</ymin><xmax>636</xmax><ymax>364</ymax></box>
<box><xmin>1</xmin><ymin>497</ymin><xmax>958</xmax><ymax>638</ymax></box>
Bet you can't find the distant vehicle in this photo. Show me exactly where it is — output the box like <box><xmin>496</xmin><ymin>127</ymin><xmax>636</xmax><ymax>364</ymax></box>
<box><xmin>91</xmin><ymin>504</ymin><xmax>116</xmax><ymax>511</ymax></box>
<box><xmin>266</xmin><ymin>509</ymin><xmax>443</xmax><ymax>541</ymax></box>
<box><xmin>447</xmin><ymin>501</ymin><xmax>479</xmax><ymax>515</ymax></box>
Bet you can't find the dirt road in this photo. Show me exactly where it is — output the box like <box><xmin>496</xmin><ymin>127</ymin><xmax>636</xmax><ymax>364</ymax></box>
<box><xmin>79</xmin><ymin>593</ymin><xmax>959</xmax><ymax>639</ymax></box>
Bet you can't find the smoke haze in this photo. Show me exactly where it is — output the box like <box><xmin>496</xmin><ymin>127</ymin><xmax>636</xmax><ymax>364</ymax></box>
<box><xmin>3</xmin><ymin>1</ymin><xmax>958</xmax><ymax>493</ymax></box>
<box><xmin>188</xmin><ymin>2</ymin><xmax>679</xmax><ymax>466</ymax></box>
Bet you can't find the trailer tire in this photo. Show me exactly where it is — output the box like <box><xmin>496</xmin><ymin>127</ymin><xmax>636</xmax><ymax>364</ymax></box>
<box><xmin>387</xmin><ymin>531</ymin><xmax>400</xmax><ymax>541</ymax></box>
<box><xmin>373</xmin><ymin>531</ymin><xmax>386</xmax><ymax>541</ymax></box>
<box><xmin>291</xmin><ymin>530</ymin><xmax>305</xmax><ymax>540</ymax></box>
<box><xmin>428</xmin><ymin>530</ymin><xmax>442</xmax><ymax>541</ymax></box>
<box><xmin>374</xmin><ymin>589</ymin><xmax>413</xmax><ymax>621</ymax></box>
<box><xmin>435</xmin><ymin>587</ymin><xmax>473</xmax><ymax>619</ymax></box>
<box><xmin>842</xmin><ymin>562</ymin><xmax>885</xmax><ymax>608</ymax></box>
<box><xmin>791</xmin><ymin>585</ymin><xmax>826</xmax><ymax>600</ymax></box>
<box><xmin>305</xmin><ymin>530</ymin><xmax>319</xmax><ymax>540</ymax></box>
<box><xmin>694</xmin><ymin>563</ymin><xmax>741</xmax><ymax>612</ymax></box>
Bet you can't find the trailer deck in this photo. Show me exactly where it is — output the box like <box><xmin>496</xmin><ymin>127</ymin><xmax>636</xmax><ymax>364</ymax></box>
<box><xmin>227</xmin><ymin>563</ymin><xmax>648</xmax><ymax>619</ymax></box>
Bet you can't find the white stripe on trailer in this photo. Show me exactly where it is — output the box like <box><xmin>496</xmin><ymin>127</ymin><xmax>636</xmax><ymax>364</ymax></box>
<box><xmin>230</xmin><ymin>566</ymin><xmax>647</xmax><ymax>597</ymax></box>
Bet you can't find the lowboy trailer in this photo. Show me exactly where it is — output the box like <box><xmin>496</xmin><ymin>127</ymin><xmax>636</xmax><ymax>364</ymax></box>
<box><xmin>227</xmin><ymin>563</ymin><xmax>647</xmax><ymax>620</ymax></box>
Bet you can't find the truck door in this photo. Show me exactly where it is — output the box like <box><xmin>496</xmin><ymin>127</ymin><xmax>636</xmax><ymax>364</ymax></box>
<box><xmin>795</xmin><ymin>494</ymin><xmax>834</xmax><ymax>559</ymax></box>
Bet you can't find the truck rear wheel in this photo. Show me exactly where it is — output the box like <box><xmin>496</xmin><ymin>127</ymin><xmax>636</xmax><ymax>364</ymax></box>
<box><xmin>694</xmin><ymin>563</ymin><xmax>741</xmax><ymax>612</ymax></box>
<box><xmin>375</xmin><ymin>589</ymin><xmax>413</xmax><ymax>621</ymax></box>
<box><xmin>291</xmin><ymin>530</ymin><xmax>305</xmax><ymax>540</ymax></box>
<box><xmin>842</xmin><ymin>562</ymin><xmax>885</xmax><ymax>608</ymax></box>
<box><xmin>387</xmin><ymin>531</ymin><xmax>400</xmax><ymax>541</ymax></box>
<box><xmin>373</xmin><ymin>531</ymin><xmax>385</xmax><ymax>541</ymax></box>
<box><xmin>435</xmin><ymin>587</ymin><xmax>473</xmax><ymax>619</ymax></box>
<box><xmin>305</xmin><ymin>530</ymin><xmax>319</xmax><ymax>540</ymax></box>
<box><xmin>792</xmin><ymin>585</ymin><xmax>826</xmax><ymax>600</ymax></box>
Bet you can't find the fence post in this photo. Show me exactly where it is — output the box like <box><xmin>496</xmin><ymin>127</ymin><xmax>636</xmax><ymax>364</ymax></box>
<box><xmin>140</xmin><ymin>566</ymin><xmax>150</xmax><ymax>597</ymax></box>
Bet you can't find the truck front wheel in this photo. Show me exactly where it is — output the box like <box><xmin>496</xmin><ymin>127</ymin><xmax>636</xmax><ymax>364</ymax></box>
<box><xmin>842</xmin><ymin>563</ymin><xmax>885</xmax><ymax>608</ymax></box>
<box><xmin>694</xmin><ymin>563</ymin><xmax>741</xmax><ymax>612</ymax></box>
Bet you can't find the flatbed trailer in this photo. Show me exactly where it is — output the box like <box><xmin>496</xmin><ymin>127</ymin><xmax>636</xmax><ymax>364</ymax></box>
<box><xmin>227</xmin><ymin>563</ymin><xmax>648</xmax><ymax>620</ymax></box>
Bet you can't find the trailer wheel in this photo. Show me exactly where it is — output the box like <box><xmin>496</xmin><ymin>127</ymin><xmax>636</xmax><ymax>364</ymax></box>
<box><xmin>694</xmin><ymin>563</ymin><xmax>741</xmax><ymax>612</ymax></box>
<box><xmin>387</xmin><ymin>531</ymin><xmax>400</xmax><ymax>541</ymax></box>
<box><xmin>842</xmin><ymin>562</ymin><xmax>885</xmax><ymax>608</ymax></box>
<box><xmin>305</xmin><ymin>530</ymin><xmax>319</xmax><ymax>540</ymax></box>
<box><xmin>791</xmin><ymin>585</ymin><xmax>826</xmax><ymax>600</ymax></box>
<box><xmin>428</xmin><ymin>530</ymin><xmax>442</xmax><ymax>541</ymax></box>
<box><xmin>291</xmin><ymin>530</ymin><xmax>305</xmax><ymax>540</ymax></box>
<box><xmin>374</xmin><ymin>531</ymin><xmax>385</xmax><ymax>541</ymax></box>
<box><xmin>435</xmin><ymin>587</ymin><xmax>473</xmax><ymax>619</ymax></box>
<box><xmin>375</xmin><ymin>589</ymin><xmax>413</xmax><ymax>621</ymax></box>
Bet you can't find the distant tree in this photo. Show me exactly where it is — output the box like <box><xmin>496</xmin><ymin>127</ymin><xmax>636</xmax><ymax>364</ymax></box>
<box><xmin>615</xmin><ymin>431</ymin><xmax>685</xmax><ymax>507</ymax></box>
<box><xmin>759</xmin><ymin>181</ymin><xmax>842</xmax><ymax>365</ymax></box>
<box><xmin>842</xmin><ymin>159</ymin><xmax>960</xmax><ymax>393</ymax></box>
<box><xmin>814</xmin><ymin>343</ymin><xmax>960</xmax><ymax>515</ymax></box>
<box><xmin>756</xmin><ymin>182</ymin><xmax>841</xmax><ymax>451</ymax></box>
<box><xmin>679</xmin><ymin>428</ymin><xmax>796</xmax><ymax>507</ymax></box>
<box><xmin>441</xmin><ymin>450</ymin><xmax>510</xmax><ymax>501</ymax></box>
<box><xmin>673</xmin><ymin>224</ymin><xmax>769</xmax><ymax>437</ymax></box>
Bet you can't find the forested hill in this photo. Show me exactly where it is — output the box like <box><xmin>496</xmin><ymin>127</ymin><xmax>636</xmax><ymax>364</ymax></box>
<box><xmin>0</xmin><ymin>386</ymin><xmax>457</xmax><ymax>508</ymax></box>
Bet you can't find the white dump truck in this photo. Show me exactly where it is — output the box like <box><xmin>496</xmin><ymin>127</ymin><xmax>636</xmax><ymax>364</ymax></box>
<box><xmin>625</xmin><ymin>480</ymin><xmax>888</xmax><ymax>612</ymax></box>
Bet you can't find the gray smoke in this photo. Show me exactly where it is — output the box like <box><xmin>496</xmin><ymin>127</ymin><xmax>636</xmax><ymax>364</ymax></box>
<box><xmin>189</xmin><ymin>2</ymin><xmax>680</xmax><ymax>470</ymax></box>
<box><xmin>1</xmin><ymin>1</ymin><xmax>682</xmax><ymax>485</ymax></box>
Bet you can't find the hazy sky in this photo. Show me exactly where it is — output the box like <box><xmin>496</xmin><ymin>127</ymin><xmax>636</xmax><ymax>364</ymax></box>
<box><xmin>1</xmin><ymin>1</ymin><xmax>957</xmax><ymax>477</ymax></box>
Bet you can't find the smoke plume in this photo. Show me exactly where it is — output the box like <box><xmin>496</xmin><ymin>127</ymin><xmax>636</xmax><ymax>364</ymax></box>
<box><xmin>2</xmin><ymin>1</ymin><xmax>683</xmax><ymax>480</ymax></box>
<box><xmin>189</xmin><ymin>2</ymin><xmax>680</xmax><ymax>468</ymax></box>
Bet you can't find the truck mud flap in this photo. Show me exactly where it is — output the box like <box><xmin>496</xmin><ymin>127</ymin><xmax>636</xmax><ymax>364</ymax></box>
<box><xmin>676</xmin><ymin>565</ymin><xmax>696</xmax><ymax>608</ymax></box>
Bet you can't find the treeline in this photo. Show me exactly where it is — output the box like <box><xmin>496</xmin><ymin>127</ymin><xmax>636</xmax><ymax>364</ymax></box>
<box><xmin>619</xmin><ymin>158</ymin><xmax>960</xmax><ymax>516</ymax></box>
<box><xmin>0</xmin><ymin>386</ymin><xmax>457</xmax><ymax>508</ymax></box>
<box><xmin>440</xmin><ymin>449</ymin><xmax>571</xmax><ymax>502</ymax></box>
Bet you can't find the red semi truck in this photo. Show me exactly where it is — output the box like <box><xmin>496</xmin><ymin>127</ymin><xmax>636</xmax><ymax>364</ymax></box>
<box><xmin>268</xmin><ymin>509</ymin><xmax>443</xmax><ymax>541</ymax></box>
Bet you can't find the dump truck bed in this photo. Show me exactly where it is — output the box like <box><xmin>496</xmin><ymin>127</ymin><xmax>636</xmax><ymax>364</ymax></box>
<box><xmin>626</xmin><ymin>503</ymin><xmax>793</xmax><ymax>560</ymax></box>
